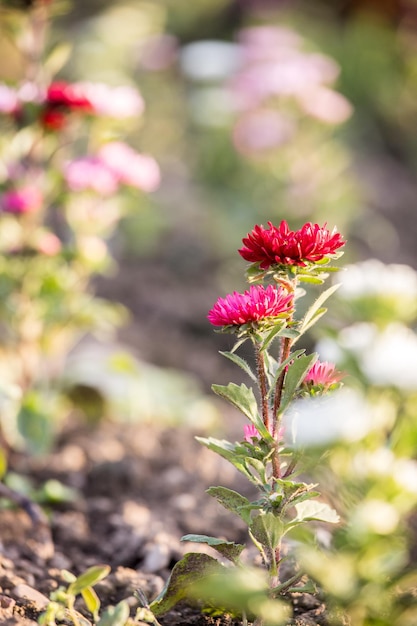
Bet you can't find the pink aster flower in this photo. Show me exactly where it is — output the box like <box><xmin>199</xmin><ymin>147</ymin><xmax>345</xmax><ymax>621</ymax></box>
<box><xmin>303</xmin><ymin>360</ymin><xmax>343</xmax><ymax>390</ymax></box>
<box><xmin>0</xmin><ymin>84</ymin><xmax>19</xmax><ymax>114</ymax></box>
<box><xmin>98</xmin><ymin>142</ymin><xmax>160</xmax><ymax>192</ymax></box>
<box><xmin>63</xmin><ymin>157</ymin><xmax>119</xmax><ymax>196</ymax></box>
<box><xmin>244</xmin><ymin>424</ymin><xmax>260</xmax><ymax>442</ymax></box>
<box><xmin>207</xmin><ymin>284</ymin><xmax>293</xmax><ymax>327</ymax></box>
<box><xmin>239</xmin><ymin>220</ymin><xmax>345</xmax><ymax>269</ymax></box>
<box><xmin>1</xmin><ymin>187</ymin><xmax>43</xmax><ymax>214</ymax></box>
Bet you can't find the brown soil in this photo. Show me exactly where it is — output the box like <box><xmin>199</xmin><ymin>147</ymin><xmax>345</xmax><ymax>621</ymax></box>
<box><xmin>0</xmin><ymin>418</ymin><xmax>327</xmax><ymax>626</ymax></box>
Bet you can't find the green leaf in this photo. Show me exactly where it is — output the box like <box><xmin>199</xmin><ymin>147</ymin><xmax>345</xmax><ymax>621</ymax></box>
<box><xmin>297</xmin><ymin>275</ymin><xmax>325</xmax><ymax>284</ymax></box>
<box><xmin>211</xmin><ymin>384</ymin><xmax>272</xmax><ymax>441</ymax></box>
<box><xmin>296</xmin><ymin>283</ymin><xmax>340</xmax><ymax>341</ymax></box>
<box><xmin>219</xmin><ymin>352</ymin><xmax>257</xmax><ymax>382</ymax></box>
<box><xmin>150</xmin><ymin>553</ymin><xmax>222</xmax><ymax>616</ymax></box>
<box><xmin>181</xmin><ymin>534</ymin><xmax>245</xmax><ymax>563</ymax></box>
<box><xmin>196</xmin><ymin>437</ymin><xmax>256</xmax><ymax>483</ymax></box>
<box><xmin>294</xmin><ymin>500</ymin><xmax>340</xmax><ymax>524</ymax></box>
<box><xmin>260</xmin><ymin>324</ymin><xmax>285</xmax><ymax>351</ymax></box>
<box><xmin>206</xmin><ymin>486</ymin><xmax>252</xmax><ymax>524</ymax></box>
<box><xmin>97</xmin><ymin>601</ymin><xmax>131</xmax><ymax>626</ymax></box>
<box><xmin>81</xmin><ymin>587</ymin><xmax>100</xmax><ymax>621</ymax></box>
<box><xmin>279</xmin><ymin>353</ymin><xmax>317</xmax><ymax>413</ymax></box>
<box><xmin>68</xmin><ymin>565</ymin><xmax>111</xmax><ymax>595</ymax></box>
<box><xmin>266</xmin><ymin>349</ymin><xmax>306</xmax><ymax>399</ymax></box>
<box><xmin>211</xmin><ymin>383</ymin><xmax>258</xmax><ymax>422</ymax></box>
<box><xmin>250</xmin><ymin>513</ymin><xmax>284</xmax><ymax>554</ymax></box>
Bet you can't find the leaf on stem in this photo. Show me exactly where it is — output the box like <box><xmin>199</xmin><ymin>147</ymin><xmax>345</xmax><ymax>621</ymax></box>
<box><xmin>211</xmin><ymin>383</ymin><xmax>272</xmax><ymax>441</ymax></box>
<box><xmin>206</xmin><ymin>486</ymin><xmax>252</xmax><ymax>524</ymax></box>
<box><xmin>196</xmin><ymin>437</ymin><xmax>257</xmax><ymax>483</ymax></box>
<box><xmin>181</xmin><ymin>534</ymin><xmax>245</xmax><ymax>563</ymax></box>
<box><xmin>295</xmin><ymin>283</ymin><xmax>340</xmax><ymax>342</ymax></box>
<box><xmin>68</xmin><ymin>565</ymin><xmax>111</xmax><ymax>596</ymax></box>
<box><xmin>279</xmin><ymin>353</ymin><xmax>317</xmax><ymax>414</ymax></box>
<box><xmin>150</xmin><ymin>553</ymin><xmax>222</xmax><ymax>616</ymax></box>
<box><xmin>219</xmin><ymin>351</ymin><xmax>257</xmax><ymax>382</ymax></box>
<box><xmin>266</xmin><ymin>349</ymin><xmax>306</xmax><ymax>399</ymax></box>
<box><xmin>294</xmin><ymin>500</ymin><xmax>340</xmax><ymax>524</ymax></box>
<box><xmin>250</xmin><ymin>512</ymin><xmax>284</xmax><ymax>555</ymax></box>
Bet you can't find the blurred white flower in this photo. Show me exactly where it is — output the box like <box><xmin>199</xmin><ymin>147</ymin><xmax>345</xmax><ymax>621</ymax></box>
<box><xmin>318</xmin><ymin>322</ymin><xmax>417</xmax><ymax>390</ymax></box>
<box><xmin>338</xmin><ymin>259</ymin><xmax>417</xmax><ymax>299</ymax></box>
<box><xmin>284</xmin><ymin>388</ymin><xmax>372</xmax><ymax>447</ymax></box>
<box><xmin>351</xmin><ymin>500</ymin><xmax>399</xmax><ymax>535</ymax></box>
<box><xmin>181</xmin><ymin>41</ymin><xmax>240</xmax><ymax>81</ymax></box>
<box><xmin>75</xmin><ymin>83</ymin><xmax>144</xmax><ymax>118</ymax></box>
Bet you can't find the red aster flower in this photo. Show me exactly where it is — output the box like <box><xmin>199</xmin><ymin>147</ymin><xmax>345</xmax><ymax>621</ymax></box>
<box><xmin>239</xmin><ymin>220</ymin><xmax>345</xmax><ymax>269</ymax></box>
<box><xmin>207</xmin><ymin>284</ymin><xmax>293</xmax><ymax>327</ymax></box>
<box><xmin>42</xmin><ymin>81</ymin><xmax>93</xmax><ymax>129</ymax></box>
<box><xmin>303</xmin><ymin>360</ymin><xmax>343</xmax><ymax>390</ymax></box>
<box><xmin>45</xmin><ymin>82</ymin><xmax>93</xmax><ymax>110</ymax></box>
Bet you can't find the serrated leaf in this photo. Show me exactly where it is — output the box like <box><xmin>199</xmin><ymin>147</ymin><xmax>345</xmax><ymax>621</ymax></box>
<box><xmin>81</xmin><ymin>587</ymin><xmax>100</xmax><ymax>621</ymax></box>
<box><xmin>181</xmin><ymin>534</ymin><xmax>245</xmax><ymax>563</ymax></box>
<box><xmin>250</xmin><ymin>513</ymin><xmax>284</xmax><ymax>553</ymax></box>
<box><xmin>294</xmin><ymin>500</ymin><xmax>340</xmax><ymax>524</ymax></box>
<box><xmin>279</xmin><ymin>353</ymin><xmax>317</xmax><ymax>414</ymax></box>
<box><xmin>206</xmin><ymin>486</ymin><xmax>252</xmax><ymax>524</ymax></box>
<box><xmin>219</xmin><ymin>351</ymin><xmax>257</xmax><ymax>382</ymax></box>
<box><xmin>211</xmin><ymin>383</ymin><xmax>272</xmax><ymax>441</ymax></box>
<box><xmin>296</xmin><ymin>283</ymin><xmax>340</xmax><ymax>341</ymax></box>
<box><xmin>68</xmin><ymin>565</ymin><xmax>111</xmax><ymax>595</ymax></box>
<box><xmin>97</xmin><ymin>601</ymin><xmax>130</xmax><ymax>626</ymax></box>
<box><xmin>196</xmin><ymin>437</ymin><xmax>254</xmax><ymax>482</ymax></box>
<box><xmin>150</xmin><ymin>553</ymin><xmax>222</xmax><ymax>616</ymax></box>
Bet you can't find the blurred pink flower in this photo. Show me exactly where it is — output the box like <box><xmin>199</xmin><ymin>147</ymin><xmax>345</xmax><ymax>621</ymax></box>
<box><xmin>233</xmin><ymin>109</ymin><xmax>294</xmax><ymax>154</ymax></box>
<box><xmin>297</xmin><ymin>87</ymin><xmax>353</xmax><ymax>124</ymax></box>
<box><xmin>0</xmin><ymin>84</ymin><xmax>19</xmax><ymax>114</ymax></box>
<box><xmin>35</xmin><ymin>232</ymin><xmax>62</xmax><ymax>256</ymax></box>
<box><xmin>244</xmin><ymin>424</ymin><xmax>260</xmax><ymax>442</ymax></box>
<box><xmin>138</xmin><ymin>34</ymin><xmax>178</xmax><ymax>71</ymax></box>
<box><xmin>207</xmin><ymin>284</ymin><xmax>293</xmax><ymax>327</ymax></box>
<box><xmin>1</xmin><ymin>187</ymin><xmax>43</xmax><ymax>214</ymax></box>
<box><xmin>64</xmin><ymin>157</ymin><xmax>119</xmax><ymax>195</ymax></box>
<box><xmin>303</xmin><ymin>360</ymin><xmax>343</xmax><ymax>390</ymax></box>
<box><xmin>75</xmin><ymin>83</ymin><xmax>144</xmax><ymax>118</ymax></box>
<box><xmin>98</xmin><ymin>142</ymin><xmax>160</xmax><ymax>192</ymax></box>
<box><xmin>239</xmin><ymin>220</ymin><xmax>345</xmax><ymax>269</ymax></box>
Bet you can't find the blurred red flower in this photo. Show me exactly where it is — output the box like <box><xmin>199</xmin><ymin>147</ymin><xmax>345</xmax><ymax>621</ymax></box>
<box><xmin>42</xmin><ymin>81</ymin><xmax>93</xmax><ymax>129</ymax></box>
<box><xmin>207</xmin><ymin>284</ymin><xmax>293</xmax><ymax>327</ymax></box>
<box><xmin>239</xmin><ymin>220</ymin><xmax>345</xmax><ymax>269</ymax></box>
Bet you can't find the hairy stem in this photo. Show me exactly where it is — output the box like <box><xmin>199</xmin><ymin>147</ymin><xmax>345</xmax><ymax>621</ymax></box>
<box><xmin>255</xmin><ymin>342</ymin><xmax>270</xmax><ymax>432</ymax></box>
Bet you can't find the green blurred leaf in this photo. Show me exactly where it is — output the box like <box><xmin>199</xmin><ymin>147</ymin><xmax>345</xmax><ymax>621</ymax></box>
<box><xmin>150</xmin><ymin>553</ymin><xmax>222</xmax><ymax>616</ymax></box>
<box><xmin>68</xmin><ymin>565</ymin><xmax>111</xmax><ymax>596</ymax></box>
<box><xmin>81</xmin><ymin>586</ymin><xmax>100</xmax><ymax>621</ymax></box>
<box><xmin>181</xmin><ymin>534</ymin><xmax>245</xmax><ymax>563</ymax></box>
<box><xmin>296</xmin><ymin>284</ymin><xmax>340</xmax><ymax>341</ymax></box>
<box><xmin>294</xmin><ymin>500</ymin><xmax>340</xmax><ymax>524</ymax></box>
<box><xmin>97</xmin><ymin>601</ymin><xmax>130</xmax><ymax>626</ymax></box>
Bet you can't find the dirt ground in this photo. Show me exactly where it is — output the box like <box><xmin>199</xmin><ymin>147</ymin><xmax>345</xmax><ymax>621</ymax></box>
<box><xmin>0</xmin><ymin>419</ymin><xmax>327</xmax><ymax>626</ymax></box>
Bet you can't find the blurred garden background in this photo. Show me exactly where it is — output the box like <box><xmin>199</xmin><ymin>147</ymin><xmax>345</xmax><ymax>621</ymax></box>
<box><xmin>0</xmin><ymin>2</ymin><xmax>417</xmax><ymax>625</ymax></box>
<box><xmin>2</xmin><ymin>0</ymin><xmax>417</xmax><ymax>416</ymax></box>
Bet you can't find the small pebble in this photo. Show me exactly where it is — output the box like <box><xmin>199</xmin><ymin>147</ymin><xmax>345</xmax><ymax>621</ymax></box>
<box><xmin>12</xmin><ymin>584</ymin><xmax>49</xmax><ymax>609</ymax></box>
